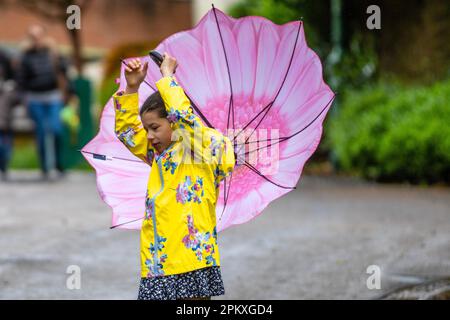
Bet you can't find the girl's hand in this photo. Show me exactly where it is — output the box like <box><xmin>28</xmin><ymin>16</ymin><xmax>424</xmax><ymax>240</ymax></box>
<box><xmin>125</xmin><ymin>58</ymin><xmax>148</xmax><ymax>94</ymax></box>
<box><xmin>160</xmin><ymin>52</ymin><xmax>178</xmax><ymax>78</ymax></box>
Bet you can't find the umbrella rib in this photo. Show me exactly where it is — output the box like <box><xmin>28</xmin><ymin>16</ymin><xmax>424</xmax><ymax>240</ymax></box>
<box><xmin>110</xmin><ymin>216</ymin><xmax>144</xmax><ymax>229</ymax></box>
<box><xmin>235</xmin><ymin>136</ymin><xmax>282</xmax><ymax>146</ymax></box>
<box><xmin>120</xmin><ymin>59</ymin><xmax>157</xmax><ymax>91</ymax></box>
<box><xmin>235</xmin><ymin>93</ymin><xmax>336</xmax><ymax>147</ymax></box>
<box><xmin>243</xmin><ymin>161</ymin><xmax>296</xmax><ymax>190</ymax></box>
<box><xmin>218</xmin><ymin>171</ymin><xmax>234</xmax><ymax>223</ymax></box>
<box><xmin>242</xmin><ymin>21</ymin><xmax>302</xmax><ymax>144</ymax></box>
<box><xmin>243</xmin><ymin>94</ymin><xmax>336</xmax><ymax>157</ymax></box>
<box><xmin>231</xmin><ymin>102</ymin><xmax>273</xmax><ymax>142</ymax></box>
<box><xmin>223</xmin><ymin>172</ymin><xmax>227</xmax><ymax>211</ymax></box>
<box><xmin>188</xmin><ymin>96</ymin><xmax>216</xmax><ymax>129</ymax></box>
<box><xmin>232</xmin><ymin>22</ymin><xmax>302</xmax><ymax>159</ymax></box>
<box><xmin>275</xmin><ymin>94</ymin><xmax>336</xmax><ymax>140</ymax></box>
<box><xmin>212</xmin><ymin>4</ymin><xmax>236</xmax><ymax>223</ymax></box>
<box><xmin>231</xmin><ymin>21</ymin><xmax>303</xmax><ymax>144</ymax></box>
<box><xmin>79</xmin><ymin>150</ymin><xmax>146</xmax><ymax>164</ymax></box>
<box><xmin>120</xmin><ymin>59</ymin><xmax>216</xmax><ymax>129</ymax></box>
<box><xmin>212</xmin><ymin>4</ymin><xmax>235</xmax><ymax>131</ymax></box>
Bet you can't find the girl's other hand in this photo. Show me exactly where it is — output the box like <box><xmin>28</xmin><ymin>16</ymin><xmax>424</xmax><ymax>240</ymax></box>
<box><xmin>160</xmin><ymin>52</ymin><xmax>178</xmax><ymax>78</ymax></box>
<box><xmin>125</xmin><ymin>58</ymin><xmax>148</xmax><ymax>94</ymax></box>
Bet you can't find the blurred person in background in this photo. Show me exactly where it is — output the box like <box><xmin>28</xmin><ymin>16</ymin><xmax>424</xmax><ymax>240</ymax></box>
<box><xmin>16</xmin><ymin>24</ymin><xmax>70</xmax><ymax>180</ymax></box>
<box><xmin>0</xmin><ymin>48</ymin><xmax>16</xmax><ymax>182</ymax></box>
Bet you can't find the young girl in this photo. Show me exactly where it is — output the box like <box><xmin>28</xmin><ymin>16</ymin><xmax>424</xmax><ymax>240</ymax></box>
<box><xmin>114</xmin><ymin>54</ymin><xmax>235</xmax><ymax>300</ymax></box>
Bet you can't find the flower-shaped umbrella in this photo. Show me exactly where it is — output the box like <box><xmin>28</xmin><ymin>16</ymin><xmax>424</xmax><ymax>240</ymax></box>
<box><xmin>81</xmin><ymin>6</ymin><xmax>335</xmax><ymax>232</ymax></box>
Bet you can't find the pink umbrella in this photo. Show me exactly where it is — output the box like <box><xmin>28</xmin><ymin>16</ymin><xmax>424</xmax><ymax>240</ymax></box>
<box><xmin>81</xmin><ymin>6</ymin><xmax>335</xmax><ymax>232</ymax></box>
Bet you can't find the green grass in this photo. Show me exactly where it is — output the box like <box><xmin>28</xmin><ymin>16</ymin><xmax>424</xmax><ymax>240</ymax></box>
<box><xmin>9</xmin><ymin>137</ymin><xmax>39</xmax><ymax>169</ymax></box>
<box><xmin>9</xmin><ymin>136</ymin><xmax>94</xmax><ymax>172</ymax></box>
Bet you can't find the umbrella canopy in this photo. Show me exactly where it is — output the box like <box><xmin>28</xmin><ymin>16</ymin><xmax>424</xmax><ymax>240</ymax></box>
<box><xmin>81</xmin><ymin>6</ymin><xmax>335</xmax><ymax>231</ymax></box>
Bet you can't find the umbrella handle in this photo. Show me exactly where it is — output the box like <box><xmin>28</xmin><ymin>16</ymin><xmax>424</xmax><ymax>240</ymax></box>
<box><xmin>148</xmin><ymin>50</ymin><xmax>176</xmax><ymax>74</ymax></box>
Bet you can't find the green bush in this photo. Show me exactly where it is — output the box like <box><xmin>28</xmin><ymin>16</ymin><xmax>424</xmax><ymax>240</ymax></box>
<box><xmin>328</xmin><ymin>79</ymin><xmax>450</xmax><ymax>184</ymax></box>
<box><xmin>98</xmin><ymin>40</ymin><xmax>161</xmax><ymax>107</ymax></box>
<box><xmin>98</xmin><ymin>73</ymin><xmax>119</xmax><ymax>108</ymax></box>
<box><xmin>228</xmin><ymin>0</ymin><xmax>322</xmax><ymax>52</ymax></box>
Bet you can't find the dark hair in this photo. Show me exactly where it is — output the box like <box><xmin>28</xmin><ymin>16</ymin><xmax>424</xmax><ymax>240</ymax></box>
<box><xmin>139</xmin><ymin>91</ymin><xmax>167</xmax><ymax>119</ymax></box>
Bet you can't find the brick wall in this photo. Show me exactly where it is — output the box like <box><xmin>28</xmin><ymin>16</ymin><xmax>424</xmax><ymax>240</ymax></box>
<box><xmin>0</xmin><ymin>0</ymin><xmax>193</xmax><ymax>53</ymax></box>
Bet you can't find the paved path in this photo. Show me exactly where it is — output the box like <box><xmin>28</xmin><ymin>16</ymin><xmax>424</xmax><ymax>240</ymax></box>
<box><xmin>0</xmin><ymin>171</ymin><xmax>449</xmax><ymax>299</ymax></box>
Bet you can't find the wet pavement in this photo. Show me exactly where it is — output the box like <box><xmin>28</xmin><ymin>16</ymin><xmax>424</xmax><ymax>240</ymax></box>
<box><xmin>0</xmin><ymin>171</ymin><xmax>449</xmax><ymax>299</ymax></box>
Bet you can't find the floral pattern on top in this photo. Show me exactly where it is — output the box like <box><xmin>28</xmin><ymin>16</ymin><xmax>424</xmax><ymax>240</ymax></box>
<box><xmin>167</xmin><ymin>107</ymin><xmax>186</xmax><ymax>124</ymax></box>
<box><xmin>116</xmin><ymin>127</ymin><xmax>136</xmax><ymax>148</ymax></box>
<box><xmin>160</xmin><ymin>150</ymin><xmax>178</xmax><ymax>174</ymax></box>
<box><xmin>114</xmin><ymin>98</ymin><xmax>126</xmax><ymax>113</ymax></box>
<box><xmin>213</xmin><ymin>166</ymin><xmax>232</xmax><ymax>189</ymax></box>
<box><xmin>176</xmin><ymin>176</ymin><xmax>204</xmax><ymax>204</ymax></box>
<box><xmin>150</xmin><ymin>235</ymin><xmax>167</xmax><ymax>254</ymax></box>
<box><xmin>145</xmin><ymin>235</ymin><xmax>168</xmax><ymax>278</ymax></box>
<box><xmin>182</xmin><ymin>214</ymin><xmax>217</xmax><ymax>266</ymax></box>
<box><xmin>210</xmin><ymin>136</ymin><xmax>224</xmax><ymax>158</ymax></box>
<box><xmin>169</xmin><ymin>78</ymin><xmax>179</xmax><ymax>87</ymax></box>
<box><xmin>145</xmin><ymin>193</ymin><xmax>154</xmax><ymax>220</ymax></box>
<box><xmin>166</xmin><ymin>107</ymin><xmax>201</xmax><ymax>129</ymax></box>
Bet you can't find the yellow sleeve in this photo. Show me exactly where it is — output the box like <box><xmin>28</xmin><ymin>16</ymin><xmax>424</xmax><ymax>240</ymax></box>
<box><xmin>155</xmin><ymin>75</ymin><xmax>235</xmax><ymax>180</ymax></box>
<box><xmin>113</xmin><ymin>91</ymin><xmax>155</xmax><ymax>165</ymax></box>
<box><xmin>155</xmin><ymin>75</ymin><xmax>208</xmax><ymax>164</ymax></box>
<box><xmin>155</xmin><ymin>75</ymin><xmax>205</xmax><ymax>132</ymax></box>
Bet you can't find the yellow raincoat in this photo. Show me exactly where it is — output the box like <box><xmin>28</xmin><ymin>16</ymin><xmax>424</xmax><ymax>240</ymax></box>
<box><xmin>113</xmin><ymin>76</ymin><xmax>235</xmax><ymax>277</ymax></box>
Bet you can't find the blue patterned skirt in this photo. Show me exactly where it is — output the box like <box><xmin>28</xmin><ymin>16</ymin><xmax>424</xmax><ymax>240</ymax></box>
<box><xmin>137</xmin><ymin>266</ymin><xmax>225</xmax><ymax>300</ymax></box>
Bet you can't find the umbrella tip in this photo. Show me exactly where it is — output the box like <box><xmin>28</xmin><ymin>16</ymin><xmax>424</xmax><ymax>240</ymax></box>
<box><xmin>211</xmin><ymin>3</ymin><xmax>215</xmax><ymax>9</ymax></box>
<box><xmin>119</xmin><ymin>58</ymin><xmax>128</xmax><ymax>67</ymax></box>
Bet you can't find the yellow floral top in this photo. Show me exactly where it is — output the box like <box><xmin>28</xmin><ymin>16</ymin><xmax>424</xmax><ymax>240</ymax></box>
<box><xmin>113</xmin><ymin>76</ymin><xmax>235</xmax><ymax>277</ymax></box>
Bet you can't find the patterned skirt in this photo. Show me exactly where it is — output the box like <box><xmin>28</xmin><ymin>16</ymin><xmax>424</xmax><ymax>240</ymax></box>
<box><xmin>137</xmin><ymin>266</ymin><xmax>225</xmax><ymax>300</ymax></box>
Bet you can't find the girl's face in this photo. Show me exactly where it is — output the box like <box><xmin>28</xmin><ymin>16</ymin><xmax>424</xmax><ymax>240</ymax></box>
<box><xmin>141</xmin><ymin>110</ymin><xmax>173</xmax><ymax>154</ymax></box>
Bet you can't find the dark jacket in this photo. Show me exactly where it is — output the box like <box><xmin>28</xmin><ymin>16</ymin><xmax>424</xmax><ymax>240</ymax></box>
<box><xmin>0</xmin><ymin>50</ymin><xmax>13</xmax><ymax>81</ymax></box>
<box><xmin>17</xmin><ymin>47</ymin><xmax>68</xmax><ymax>93</ymax></box>
<box><xmin>0</xmin><ymin>49</ymin><xmax>15</xmax><ymax>130</ymax></box>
